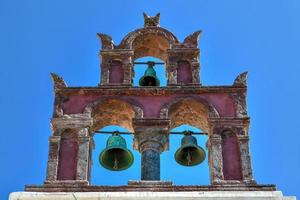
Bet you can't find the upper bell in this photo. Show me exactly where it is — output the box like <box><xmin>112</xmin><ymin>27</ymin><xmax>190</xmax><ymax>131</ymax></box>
<box><xmin>175</xmin><ymin>131</ymin><xmax>206</xmax><ymax>166</ymax></box>
<box><xmin>99</xmin><ymin>132</ymin><xmax>134</xmax><ymax>171</ymax></box>
<box><xmin>139</xmin><ymin>62</ymin><xmax>160</xmax><ymax>86</ymax></box>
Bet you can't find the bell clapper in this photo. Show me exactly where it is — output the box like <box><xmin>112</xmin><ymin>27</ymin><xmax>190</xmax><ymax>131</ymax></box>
<box><xmin>187</xmin><ymin>149</ymin><xmax>192</xmax><ymax>166</ymax></box>
<box><xmin>113</xmin><ymin>152</ymin><xmax>118</xmax><ymax>170</ymax></box>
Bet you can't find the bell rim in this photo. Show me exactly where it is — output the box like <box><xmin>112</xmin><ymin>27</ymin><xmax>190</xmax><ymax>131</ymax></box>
<box><xmin>99</xmin><ymin>147</ymin><xmax>134</xmax><ymax>171</ymax></box>
<box><xmin>174</xmin><ymin>145</ymin><xmax>206</xmax><ymax>167</ymax></box>
<box><xmin>138</xmin><ymin>75</ymin><xmax>160</xmax><ymax>86</ymax></box>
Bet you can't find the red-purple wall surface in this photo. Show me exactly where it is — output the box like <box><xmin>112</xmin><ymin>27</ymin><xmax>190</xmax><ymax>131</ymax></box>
<box><xmin>57</xmin><ymin>138</ymin><xmax>78</xmax><ymax>180</ymax></box>
<box><xmin>221</xmin><ymin>132</ymin><xmax>243</xmax><ymax>180</ymax></box>
<box><xmin>109</xmin><ymin>61</ymin><xmax>124</xmax><ymax>84</ymax></box>
<box><xmin>62</xmin><ymin>94</ymin><xmax>235</xmax><ymax>117</ymax></box>
<box><xmin>177</xmin><ymin>61</ymin><xmax>192</xmax><ymax>84</ymax></box>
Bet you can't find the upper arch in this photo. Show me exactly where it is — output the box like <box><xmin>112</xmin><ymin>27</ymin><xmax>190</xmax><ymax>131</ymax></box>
<box><xmin>117</xmin><ymin>27</ymin><xmax>180</xmax><ymax>60</ymax></box>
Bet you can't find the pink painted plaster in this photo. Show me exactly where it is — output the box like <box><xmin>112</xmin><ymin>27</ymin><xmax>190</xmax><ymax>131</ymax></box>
<box><xmin>57</xmin><ymin>138</ymin><xmax>78</xmax><ymax>180</ymax></box>
<box><xmin>62</xmin><ymin>93</ymin><xmax>235</xmax><ymax>117</ymax></box>
<box><xmin>177</xmin><ymin>61</ymin><xmax>192</xmax><ymax>84</ymax></box>
<box><xmin>221</xmin><ymin>134</ymin><xmax>242</xmax><ymax>180</ymax></box>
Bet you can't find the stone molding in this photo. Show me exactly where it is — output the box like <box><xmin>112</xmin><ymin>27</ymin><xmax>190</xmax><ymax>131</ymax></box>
<box><xmin>54</xmin><ymin>86</ymin><xmax>247</xmax><ymax>97</ymax></box>
<box><xmin>51</xmin><ymin>115</ymin><xmax>93</xmax><ymax>133</ymax></box>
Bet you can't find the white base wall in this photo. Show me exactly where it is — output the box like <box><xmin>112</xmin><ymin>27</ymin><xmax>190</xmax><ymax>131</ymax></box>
<box><xmin>9</xmin><ymin>191</ymin><xmax>296</xmax><ymax>200</ymax></box>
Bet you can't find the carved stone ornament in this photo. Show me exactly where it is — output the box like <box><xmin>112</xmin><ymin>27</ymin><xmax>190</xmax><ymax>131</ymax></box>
<box><xmin>97</xmin><ymin>33</ymin><xmax>115</xmax><ymax>50</ymax></box>
<box><xmin>50</xmin><ymin>73</ymin><xmax>67</xmax><ymax>91</ymax></box>
<box><xmin>230</xmin><ymin>92</ymin><xmax>248</xmax><ymax>117</ymax></box>
<box><xmin>183</xmin><ymin>30</ymin><xmax>202</xmax><ymax>48</ymax></box>
<box><xmin>233</xmin><ymin>72</ymin><xmax>248</xmax><ymax>87</ymax></box>
<box><xmin>143</xmin><ymin>12</ymin><xmax>160</xmax><ymax>27</ymax></box>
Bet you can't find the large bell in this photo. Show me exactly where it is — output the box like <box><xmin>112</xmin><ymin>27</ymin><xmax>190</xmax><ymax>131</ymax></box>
<box><xmin>99</xmin><ymin>132</ymin><xmax>134</xmax><ymax>171</ymax></box>
<box><xmin>175</xmin><ymin>131</ymin><xmax>206</xmax><ymax>166</ymax></box>
<box><xmin>139</xmin><ymin>62</ymin><xmax>160</xmax><ymax>86</ymax></box>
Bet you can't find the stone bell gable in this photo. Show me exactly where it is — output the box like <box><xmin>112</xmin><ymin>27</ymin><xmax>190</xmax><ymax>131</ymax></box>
<box><xmin>10</xmin><ymin>13</ymin><xmax>295</xmax><ymax>200</ymax></box>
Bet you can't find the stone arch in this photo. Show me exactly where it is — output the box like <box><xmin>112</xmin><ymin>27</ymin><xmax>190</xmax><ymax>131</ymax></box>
<box><xmin>118</xmin><ymin>27</ymin><xmax>179</xmax><ymax>61</ymax></box>
<box><xmin>84</xmin><ymin>98</ymin><xmax>143</xmax><ymax>133</ymax></box>
<box><xmin>160</xmin><ymin>97</ymin><xmax>219</xmax><ymax>132</ymax></box>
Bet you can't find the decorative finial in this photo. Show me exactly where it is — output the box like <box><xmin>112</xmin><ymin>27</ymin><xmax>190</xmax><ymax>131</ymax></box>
<box><xmin>97</xmin><ymin>33</ymin><xmax>115</xmax><ymax>50</ymax></box>
<box><xmin>50</xmin><ymin>73</ymin><xmax>67</xmax><ymax>90</ymax></box>
<box><xmin>233</xmin><ymin>72</ymin><xmax>248</xmax><ymax>87</ymax></box>
<box><xmin>143</xmin><ymin>12</ymin><xmax>160</xmax><ymax>27</ymax></box>
<box><xmin>183</xmin><ymin>31</ymin><xmax>202</xmax><ymax>48</ymax></box>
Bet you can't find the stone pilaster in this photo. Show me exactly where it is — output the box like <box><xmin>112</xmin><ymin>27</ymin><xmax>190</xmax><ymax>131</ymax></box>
<box><xmin>208</xmin><ymin>117</ymin><xmax>255</xmax><ymax>185</ymax></box>
<box><xmin>207</xmin><ymin>134</ymin><xmax>224</xmax><ymax>184</ymax></box>
<box><xmin>46</xmin><ymin>115</ymin><xmax>93</xmax><ymax>185</ymax></box>
<box><xmin>76</xmin><ymin>136</ymin><xmax>91</xmax><ymax>184</ymax></box>
<box><xmin>133</xmin><ymin>118</ymin><xmax>170</xmax><ymax>180</ymax></box>
<box><xmin>45</xmin><ymin>136</ymin><xmax>61</xmax><ymax>183</ymax></box>
<box><xmin>167</xmin><ymin>48</ymin><xmax>200</xmax><ymax>86</ymax></box>
<box><xmin>191</xmin><ymin>60</ymin><xmax>200</xmax><ymax>84</ymax></box>
<box><xmin>167</xmin><ymin>61</ymin><xmax>177</xmax><ymax>85</ymax></box>
<box><xmin>239</xmin><ymin>135</ymin><xmax>255</xmax><ymax>184</ymax></box>
<box><xmin>99</xmin><ymin>50</ymin><xmax>134</xmax><ymax>86</ymax></box>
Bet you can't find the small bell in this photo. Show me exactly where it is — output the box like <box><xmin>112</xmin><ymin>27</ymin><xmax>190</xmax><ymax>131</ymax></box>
<box><xmin>174</xmin><ymin>131</ymin><xmax>206</xmax><ymax>166</ymax></box>
<box><xmin>139</xmin><ymin>61</ymin><xmax>160</xmax><ymax>86</ymax></box>
<box><xmin>99</xmin><ymin>132</ymin><xmax>134</xmax><ymax>171</ymax></box>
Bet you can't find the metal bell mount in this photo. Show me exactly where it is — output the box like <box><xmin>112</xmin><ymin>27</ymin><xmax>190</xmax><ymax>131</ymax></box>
<box><xmin>136</xmin><ymin>61</ymin><xmax>161</xmax><ymax>86</ymax></box>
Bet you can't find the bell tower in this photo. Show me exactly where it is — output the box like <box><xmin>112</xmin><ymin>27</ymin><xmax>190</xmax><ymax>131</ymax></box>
<box><xmin>9</xmin><ymin>13</ymin><xmax>296</xmax><ymax>200</ymax></box>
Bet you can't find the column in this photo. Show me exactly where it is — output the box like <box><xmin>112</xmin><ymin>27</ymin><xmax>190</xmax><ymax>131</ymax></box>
<box><xmin>45</xmin><ymin>136</ymin><xmax>61</xmax><ymax>183</ymax></box>
<box><xmin>133</xmin><ymin>119</ymin><xmax>170</xmax><ymax>181</ymax></box>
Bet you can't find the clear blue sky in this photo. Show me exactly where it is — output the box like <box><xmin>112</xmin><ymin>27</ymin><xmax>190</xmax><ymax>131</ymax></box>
<box><xmin>0</xmin><ymin>0</ymin><xmax>299</xmax><ymax>199</ymax></box>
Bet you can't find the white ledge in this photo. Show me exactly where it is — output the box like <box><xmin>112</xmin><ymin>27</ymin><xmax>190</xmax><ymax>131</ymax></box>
<box><xmin>9</xmin><ymin>191</ymin><xmax>296</xmax><ymax>200</ymax></box>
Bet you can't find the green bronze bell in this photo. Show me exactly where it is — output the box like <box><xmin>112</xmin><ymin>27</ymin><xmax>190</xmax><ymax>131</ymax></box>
<box><xmin>175</xmin><ymin>131</ymin><xmax>206</xmax><ymax>166</ymax></box>
<box><xmin>139</xmin><ymin>61</ymin><xmax>160</xmax><ymax>86</ymax></box>
<box><xmin>99</xmin><ymin>132</ymin><xmax>134</xmax><ymax>171</ymax></box>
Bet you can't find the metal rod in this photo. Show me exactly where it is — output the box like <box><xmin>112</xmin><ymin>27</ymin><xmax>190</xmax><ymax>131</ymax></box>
<box><xmin>94</xmin><ymin>130</ymin><xmax>207</xmax><ymax>135</ymax></box>
<box><xmin>134</xmin><ymin>62</ymin><xmax>165</xmax><ymax>65</ymax></box>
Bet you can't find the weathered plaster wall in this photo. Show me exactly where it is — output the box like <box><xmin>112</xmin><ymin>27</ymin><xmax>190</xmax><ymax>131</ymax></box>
<box><xmin>62</xmin><ymin>93</ymin><xmax>235</xmax><ymax>118</ymax></box>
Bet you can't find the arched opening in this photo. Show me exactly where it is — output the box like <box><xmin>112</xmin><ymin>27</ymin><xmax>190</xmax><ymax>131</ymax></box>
<box><xmin>133</xmin><ymin>56</ymin><xmax>167</xmax><ymax>87</ymax></box>
<box><xmin>109</xmin><ymin>60</ymin><xmax>124</xmax><ymax>84</ymax></box>
<box><xmin>160</xmin><ymin>98</ymin><xmax>213</xmax><ymax>184</ymax></box>
<box><xmin>177</xmin><ymin>60</ymin><xmax>192</xmax><ymax>84</ymax></box>
<box><xmin>91</xmin><ymin>125</ymin><xmax>140</xmax><ymax>185</ymax></box>
<box><xmin>221</xmin><ymin>130</ymin><xmax>243</xmax><ymax>180</ymax></box>
<box><xmin>86</xmin><ymin>98</ymin><xmax>142</xmax><ymax>185</ymax></box>
<box><xmin>161</xmin><ymin>124</ymin><xmax>209</xmax><ymax>185</ymax></box>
